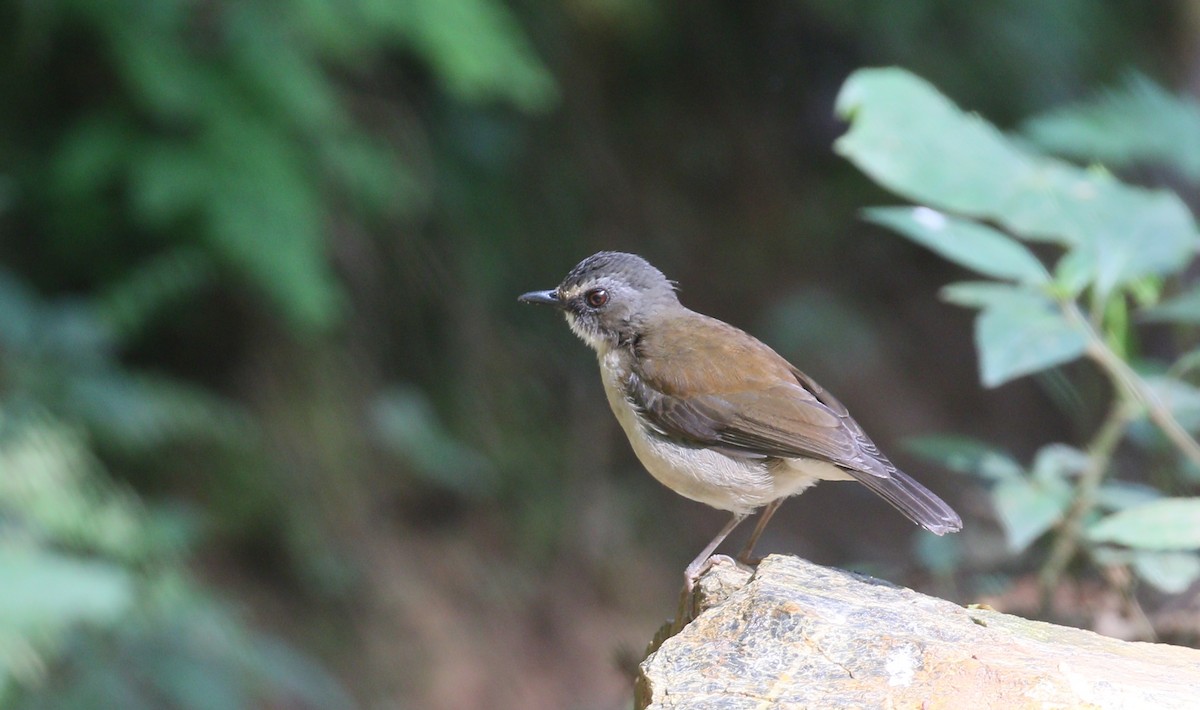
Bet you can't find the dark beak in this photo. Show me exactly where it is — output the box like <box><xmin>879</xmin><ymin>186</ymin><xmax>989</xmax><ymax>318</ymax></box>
<box><xmin>518</xmin><ymin>289</ymin><xmax>562</xmax><ymax>307</ymax></box>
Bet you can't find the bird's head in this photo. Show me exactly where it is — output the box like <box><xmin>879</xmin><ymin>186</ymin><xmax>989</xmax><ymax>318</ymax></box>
<box><xmin>519</xmin><ymin>251</ymin><xmax>680</xmax><ymax>352</ymax></box>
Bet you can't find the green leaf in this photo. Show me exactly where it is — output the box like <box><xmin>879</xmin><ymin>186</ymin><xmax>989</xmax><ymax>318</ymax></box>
<box><xmin>1090</xmin><ymin>547</ymin><xmax>1199</xmax><ymax>595</ymax></box>
<box><xmin>69</xmin><ymin>372</ymin><xmax>253</xmax><ymax>452</ymax></box>
<box><xmin>200</xmin><ymin>113</ymin><xmax>344</xmax><ymax>331</ymax></box>
<box><xmin>369</xmin><ymin>386</ymin><xmax>498</xmax><ymax>496</ymax></box>
<box><xmin>993</xmin><ymin>476</ymin><xmax>1072</xmax><ymax>553</ymax></box>
<box><xmin>973</xmin><ymin>291</ymin><xmax>1089</xmax><ymax>388</ymax></box>
<box><xmin>1095</xmin><ymin>481</ymin><xmax>1162</xmax><ymax>511</ymax></box>
<box><xmin>0</xmin><ymin>268</ymin><xmax>40</xmax><ymax>351</ymax></box>
<box><xmin>51</xmin><ymin>114</ymin><xmax>137</xmax><ymax>198</ymax></box>
<box><xmin>1131</xmin><ymin>551</ymin><xmax>1200</xmax><ymax>594</ymax></box>
<box><xmin>226</xmin><ymin>3</ymin><xmax>343</xmax><ymax>134</ymax></box>
<box><xmin>939</xmin><ymin>281</ymin><xmax>1027</xmax><ymax>309</ymax></box>
<box><xmin>109</xmin><ymin>15</ymin><xmax>207</xmax><ymax>118</ymax></box>
<box><xmin>865</xmin><ymin>206</ymin><xmax>1048</xmax><ymax>283</ymax></box>
<box><xmin>98</xmin><ymin>249</ymin><xmax>214</xmax><ymax>340</ymax></box>
<box><xmin>836</xmin><ymin>68</ymin><xmax>1029</xmax><ymax>216</ymax></box>
<box><xmin>835</xmin><ymin>68</ymin><xmax>1200</xmax><ymax>296</ymax></box>
<box><xmin>1169</xmin><ymin>348</ymin><xmax>1200</xmax><ymax>380</ymax></box>
<box><xmin>1030</xmin><ymin>443</ymin><xmax>1089</xmax><ymax>483</ymax></box>
<box><xmin>1052</xmin><ymin>249</ymin><xmax>1094</xmax><ymax>298</ymax></box>
<box><xmin>1023</xmin><ymin>74</ymin><xmax>1200</xmax><ymax>184</ymax></box>
<box><xmin>904</xmin><ymin>435</ymin><xmax>1023</xmax><ymax>481</ymax></box>
<box><xmin>1086</xmin><ymin>498</ymin><xmax>1200</xmax><ymax>550</ymax></box>
<box><xmin>127</xmin><ymin>139</ymin><xmax>212</xmax><ymax>227</ymax></box>
<box><xmin>1142</xmin><ymin>286</ymin><xmax>1200</xmax><ymax>324</ymax></box>
<box><xmin>0</xmin><ymin>549</ymin><xmax>134</xmax><ymax>633</ymax></box>
<box><xmin>384</xmin><ymin>0</ymin><xmax>558</xmax><ymax>112</ymax></box>
<box><xmin>937</xmin><ymin>284</ymin><xmax>1090</xmax><ymax>387</ymax></box>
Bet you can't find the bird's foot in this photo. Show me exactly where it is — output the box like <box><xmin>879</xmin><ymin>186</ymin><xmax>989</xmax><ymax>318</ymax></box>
<box><xmin>677</xmin><ymin>555</ymin><xmax>720</xmax><ymax>623</ymax></box>
<box><xmin>678</xmin><ymin>565</ymin><xmax>705</xmax><ymax>622</ymax></box>
<box><xmin>683</xmin><ymin>556</ymin><xmax>718</xmax><ymax>594</ymax></box>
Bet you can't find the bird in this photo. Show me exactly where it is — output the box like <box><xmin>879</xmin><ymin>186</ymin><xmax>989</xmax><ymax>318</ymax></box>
<box><xmin>519</xmin><ymin>251</ymin><xmax>961</xmax><ymax>593</ymax></box>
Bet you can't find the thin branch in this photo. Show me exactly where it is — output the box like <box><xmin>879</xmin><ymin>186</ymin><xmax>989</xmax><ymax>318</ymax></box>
<box><xmin>1064</xmin><ymin>301</ymin><xmax>1200</xmax><ymax>467</ymax></box>
<box><xmin>1038</xmin><ymin>398</ymin><xmax>1132</xmax><ymax>611</ymax></box>
<box><xmin>1090</xmin><ymin>340</ymin><xmax>1200</xmax><ymax>467</ymax></box>
<box><xmin>1038</xmin><ymin>297</ymin><xmax>1200</xmax><ymax>613</ymax></box>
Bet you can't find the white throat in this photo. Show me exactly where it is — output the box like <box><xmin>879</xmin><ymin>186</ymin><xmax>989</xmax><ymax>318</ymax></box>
<box><xmin>564</xmin><ymin>312</ymin><xmax>612</xmax><ymax>353</ymax></box>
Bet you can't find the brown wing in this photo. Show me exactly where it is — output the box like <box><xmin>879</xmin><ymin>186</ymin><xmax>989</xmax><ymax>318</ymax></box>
<box><xmin>626</xmin><ymin>313</ymin><xmax>962</xmax><ymax>534</ymax></box>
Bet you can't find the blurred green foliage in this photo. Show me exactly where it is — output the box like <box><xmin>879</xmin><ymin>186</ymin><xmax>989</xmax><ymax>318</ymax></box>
<box><xmin>1024</xmin><ymin>74</ymin><xmax>1200</xmax><ymax>184</ymax></box>
<box><xmin>841</xmin><ymin>68</ymin><xmax>1200</xmax><ymax>604</ymax></box>
<box><xmin>838</xmin><ymin>69</ymin><xmax>1196</xmax><ymax>304</ymax></box>
<box><xmin>0</xmin><ymin>268</ymin><xmax>250</xmax><ymax>453</ymax></box>
<box><xmin>0</xmin><ymin>266</ymin><xmax>361</xmax><ymax>706</ymax></box>
<box><xmin>369</xmin><ymin>386</ymin><xmax>499</xmax><ymax>497</ymax></box>
<box><xmin>6</xmin><ymin>0</ymin><xmax>552</xmax><ymax>331</ymax></box>
<box><xmin>1</xmin><ymin>0</ymin><xmax>553</xmax><ymax>705</ymax></box>
<box><xmin>1</xmin><ymin>403</ymin><xmax>356</xmax><ymax>709</ymax></box>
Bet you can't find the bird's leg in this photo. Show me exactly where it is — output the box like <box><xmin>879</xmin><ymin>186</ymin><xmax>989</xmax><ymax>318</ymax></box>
<box><xmin>683</xmin><ymin>511</ymin><xmax>749</xmax><ymax>592</ymax></box>
<box><xmin>677</xmin><ymin>511</ymin><xmax>748</xmax><ymax>624</ymax></box>
<box><xmin>736</xmin><ymin>498</ymin><xmax>783</xmax><ymax>567</ymax></box>
<box><xmin>681</xmin><ymin>513</ymin><xmax>744</xmax><ymax>623</ymax></box>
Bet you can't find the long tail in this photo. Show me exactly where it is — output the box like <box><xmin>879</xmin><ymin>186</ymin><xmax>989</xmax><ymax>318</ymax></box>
<box><xmin>848</xmin><ymin>467</ymin><xmax>962</xmax><ymax>535</ymax></box>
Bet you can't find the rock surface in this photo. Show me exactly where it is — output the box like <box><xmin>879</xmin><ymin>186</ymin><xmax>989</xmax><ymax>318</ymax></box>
<box><xmin>636</xmin><ymin>555</ymin><xmax>1200</xmax><ymax>709</ymax></box>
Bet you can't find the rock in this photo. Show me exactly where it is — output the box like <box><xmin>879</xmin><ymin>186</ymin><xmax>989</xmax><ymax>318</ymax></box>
<box><xmin>636</xmin><ymin>555</ymin><xmax>1200</xmax><ymax>709</ymax></box>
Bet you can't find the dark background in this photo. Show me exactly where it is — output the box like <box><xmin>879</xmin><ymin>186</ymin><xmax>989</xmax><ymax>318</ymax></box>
<box><xmin>1</xmin><ymin>1</ymin><xmax>1192</xmax><ymax>708</ymax></box>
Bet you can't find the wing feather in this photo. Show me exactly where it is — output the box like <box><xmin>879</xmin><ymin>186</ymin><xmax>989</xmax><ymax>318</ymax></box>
<box><xmin>624</xmin><ymin>314</ymin><xmax>962</xmax><ymax>534</ymax></box>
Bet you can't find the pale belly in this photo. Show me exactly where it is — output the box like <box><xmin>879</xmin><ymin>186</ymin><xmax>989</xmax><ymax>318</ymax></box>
<box><xmin>599</xmin><ymin>353</ymin><xmax>852</xmax><ymax>514</ymax></box>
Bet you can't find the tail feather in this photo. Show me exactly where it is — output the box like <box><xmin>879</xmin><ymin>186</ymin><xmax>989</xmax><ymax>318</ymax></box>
<box><xmin>848</xmin><ymin>467</ymin><xmax>962</xmax><ymax>535</ymax></box>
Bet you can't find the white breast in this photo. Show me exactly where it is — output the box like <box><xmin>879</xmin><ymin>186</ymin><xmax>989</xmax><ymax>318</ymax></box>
<box><xmin>597</xmin><ymin>351</ymin><xmax>850</xmax><ymax>514</ymax></box>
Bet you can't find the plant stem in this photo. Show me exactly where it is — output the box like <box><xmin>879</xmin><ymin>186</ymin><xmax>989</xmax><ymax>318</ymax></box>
<box><xmin>1038</xmin><ymin>398</ymin><xmax>1132</xmax><ymax>611</ymax></box>
<box><xmin>1063</xmin><ymin>301</ymin><xmax>1200</xmax><ymax>468</ymax></box>
<box><xmin>1088</xmin><ymin>336</ymin><xmax>1200</xmax><ymax>467</ymax></box>
<box><xmin>1040</xmin><ymin>298</ymin><xmax>1200</xmax><ymax>612</ymax></box>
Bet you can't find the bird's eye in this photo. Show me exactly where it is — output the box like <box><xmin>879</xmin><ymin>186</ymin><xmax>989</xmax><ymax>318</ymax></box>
<box><xmin>585</xmin><ymin>288</ymin><xmax>609</xmax><ymax>308</ymax></box>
